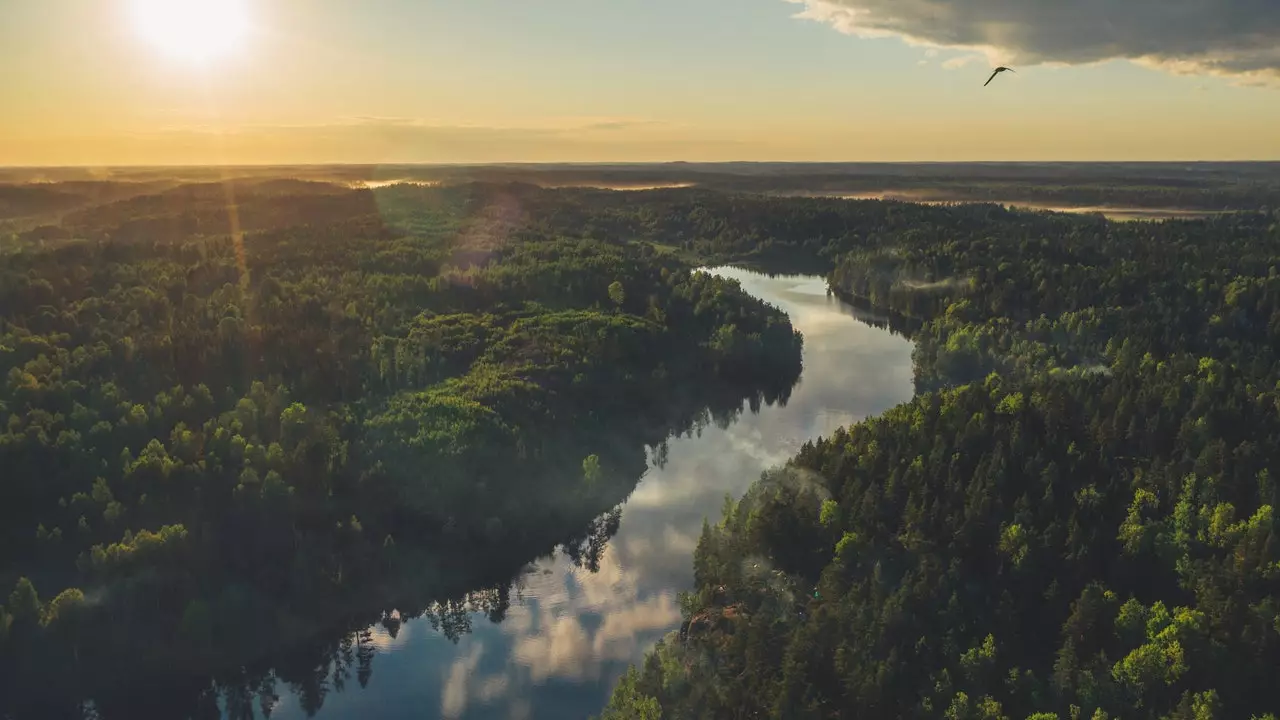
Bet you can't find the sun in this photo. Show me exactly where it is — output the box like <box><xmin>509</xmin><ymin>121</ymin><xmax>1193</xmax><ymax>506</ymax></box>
<box><xmin>130</xmin><ymin>0</ymin><xmax>250</xmax><ymax>64</ymax></box>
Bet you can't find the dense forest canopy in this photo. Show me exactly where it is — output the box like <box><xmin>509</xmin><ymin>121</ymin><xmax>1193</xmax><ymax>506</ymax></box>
<box><xmin>0</xmin><ymin>178</ymin><xmax>805</xmax><ymax>718</ymax></box>
<box><xmin>602</xmin><ymin>182</ymin><xmax>1280</xmax><ymax>718</ymax></box>
<box><xmin>5</xmin><ymin>172</ymin><xmax>1280</xmax><ymax>719</ymax></box>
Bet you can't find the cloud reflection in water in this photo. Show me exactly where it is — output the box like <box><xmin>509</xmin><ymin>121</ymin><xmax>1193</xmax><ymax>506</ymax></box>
<box><xmin>270</xmin><ymin>268</ymin><xmax>915</xmax><ymax>720</ymax></box>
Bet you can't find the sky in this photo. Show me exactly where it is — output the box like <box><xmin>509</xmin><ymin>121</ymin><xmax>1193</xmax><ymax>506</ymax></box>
<box><xmin>2</xmin><ymin>0</ymin><xmax>1280</xmax><ymax>165</ymax></box>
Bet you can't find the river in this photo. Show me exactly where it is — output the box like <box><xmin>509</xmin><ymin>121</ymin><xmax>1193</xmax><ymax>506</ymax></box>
<box><xmin>267</xmin><ymin>267</ymin><xmax>916</xmax><ymax>720</ymax></box>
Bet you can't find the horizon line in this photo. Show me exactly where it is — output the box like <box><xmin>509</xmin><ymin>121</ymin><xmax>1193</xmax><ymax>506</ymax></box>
<box><xmin>5</xmin><ymin>159</ymin><xmax>1280</xmax><ymax>171</ymax></box>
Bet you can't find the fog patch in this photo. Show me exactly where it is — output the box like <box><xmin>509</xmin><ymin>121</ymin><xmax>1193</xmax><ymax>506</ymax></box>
<box><xmin>1079</xmin><ymin>363</ymin><xmax>1115</xmax><ymax>377</ymax></box>
<box><xmin>897</xmin><ymin>277</ymin><xmax>972</xmax><ymax>293</ymax></box>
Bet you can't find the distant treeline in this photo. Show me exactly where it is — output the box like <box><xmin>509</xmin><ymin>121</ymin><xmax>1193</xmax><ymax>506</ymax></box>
<box><xmin>4</xmin><ymin>162</ymin><xmax>1280</xmax><ymax>225</ymax></box>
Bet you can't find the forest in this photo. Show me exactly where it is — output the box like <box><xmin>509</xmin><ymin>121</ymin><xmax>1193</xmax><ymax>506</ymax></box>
<box><xmin>602</xmin><ymin>190</ymin><xmax>1280</xmax><ymax>718</ymax></box>
<box><xmin>0</xmin><ymin>179</ymin><xmax>804</xmax><ymax>718</ymax></box>
<box><xmin>7</xmin><ymin>163</ymin><xmax>1280</xmax><ymax>214</ymax></box>
<box><xmin>7</xmin><ymin>174</ymin><xmax>1280</xmax><ymax>719</ymax></box>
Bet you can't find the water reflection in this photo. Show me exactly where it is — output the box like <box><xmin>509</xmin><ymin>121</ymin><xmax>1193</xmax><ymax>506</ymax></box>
<box><xmin>267</xmin><ymin>268</ymin><xmax>915</xmax><ymax>720</ymax></box>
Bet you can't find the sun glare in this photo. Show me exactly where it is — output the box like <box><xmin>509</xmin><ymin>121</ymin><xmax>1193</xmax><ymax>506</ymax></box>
<box><xmin>130</xmin><ymin>0</ymin><xmax>250</xmax><ymax>63</ymax></box>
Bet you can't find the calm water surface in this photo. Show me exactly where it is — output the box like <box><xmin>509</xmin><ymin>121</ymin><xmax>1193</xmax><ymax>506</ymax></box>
<box><xmin>269</xmin><ymin>267</ymin><xmax>915</xmax><ymax>720</ymax></box>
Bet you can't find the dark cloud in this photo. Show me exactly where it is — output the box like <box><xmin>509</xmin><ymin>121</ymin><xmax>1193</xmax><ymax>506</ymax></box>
<box><xmin>788</xmin><ymin>0</ymin><xmax>1280</xmax><ymax>81</ymax></box>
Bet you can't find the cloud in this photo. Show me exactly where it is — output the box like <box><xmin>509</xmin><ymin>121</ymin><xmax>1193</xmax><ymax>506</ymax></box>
<box><xmin>506</xmin><ymin>546</ymin><xmax>683</xmax><ymax>684</ymax></box>
<box><xmin>341</xmin><ymin>116</ymin><xmax>666</xmax><ymax>133</ymax></box>
<box><xmin>441</xmin><ymin>642</ymin><xmax>485</xmax><ymax>719</ymax></box>
<box><xmin>785</xmin><ymin>0</ymin><xmax>1280</xmax><ymax>83</ymax></box>
<box><xmin>4</xmin><ymin>118</ymin><xmax>752</xmax><ymax>165</ymax></box>
<box><xmin>579</xmin><ymin>119</ymin><xmax>667</xmax><ymax>132</ymax></box>
<box><xmin>942</xmin><ymin>55</ymin><xmax>982</xmax><ymax>70</ymax></box>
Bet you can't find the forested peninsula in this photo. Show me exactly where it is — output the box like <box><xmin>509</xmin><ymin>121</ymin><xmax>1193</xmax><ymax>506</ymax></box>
<box><xmin>0</xmin><ymin>180</ymin><xmax>805</xmax><ymax>717</ymax></box>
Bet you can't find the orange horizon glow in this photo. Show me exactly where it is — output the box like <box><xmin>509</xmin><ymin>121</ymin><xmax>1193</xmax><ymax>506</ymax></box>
<box><xmin>2</xmin><ymin>0</ymin><xmax>1279</xmax><ymax>165</ymax></box>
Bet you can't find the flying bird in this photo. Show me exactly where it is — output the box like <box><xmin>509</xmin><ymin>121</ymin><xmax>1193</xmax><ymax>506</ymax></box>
<box><xmin>984</xmin><ymin>67</ymin><xmax>1015</xmax><ymax>86</ymax></box>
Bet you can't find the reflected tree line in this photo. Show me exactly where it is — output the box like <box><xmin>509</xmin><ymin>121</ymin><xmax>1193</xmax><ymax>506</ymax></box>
<box><xmin>6</xmin><ymin>351</ymin><xmax>798</xmax><ymax>720</ymax></box>
<box><xmin>823</xmin><ymin>286</ymin><xmax>924</xmax><ymax>340</ymax></box>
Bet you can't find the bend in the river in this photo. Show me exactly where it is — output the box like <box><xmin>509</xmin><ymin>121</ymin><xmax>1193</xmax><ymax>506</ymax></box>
<box><xmin>256</xmin><ymin>267</ymin><xmax>916</xmax><ymax>720</ymax></box>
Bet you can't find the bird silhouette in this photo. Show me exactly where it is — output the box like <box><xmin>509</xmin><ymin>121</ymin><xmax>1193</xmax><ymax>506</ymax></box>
<box><xmin>984</xmin><ymin>67</ymin><xmax>1015</xmax><ymax>86</ymax></box>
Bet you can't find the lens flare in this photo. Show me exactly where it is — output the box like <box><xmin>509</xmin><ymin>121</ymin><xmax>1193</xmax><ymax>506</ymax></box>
<box><xmin>130</xmin><ymin>0</ymin><xmax>250</xmax><ymax>63</ymax></box>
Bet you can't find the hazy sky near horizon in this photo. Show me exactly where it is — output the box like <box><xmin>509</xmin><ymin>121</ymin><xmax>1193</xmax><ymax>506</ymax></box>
<box><xmin>3</xmin><ymin>0</ymin><xmax>1280</xmax><ymax>165</ymax></box>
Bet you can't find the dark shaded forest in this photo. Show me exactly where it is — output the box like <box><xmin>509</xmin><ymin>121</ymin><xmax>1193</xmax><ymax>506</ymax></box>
<box><xmin>0</xmin><ymin>178</ymin><xmax>804</xmax><ymax>719</ymax></box>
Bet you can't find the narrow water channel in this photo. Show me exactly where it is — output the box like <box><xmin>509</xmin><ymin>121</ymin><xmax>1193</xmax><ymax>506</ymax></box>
<box><xmin>268</xmin><ymin>267</ymin><xmax>917</xmax><ymax>720</ymax></box>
